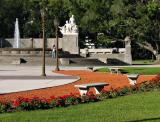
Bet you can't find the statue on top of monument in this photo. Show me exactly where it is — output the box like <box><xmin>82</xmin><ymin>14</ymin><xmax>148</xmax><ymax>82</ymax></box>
<box><xmin>59</xmin><ymin>15</ymin><xmax>78</xmax><ymax>35</ymax></box>
<box><xmin>71</xmin><ymin>25</ymin><xmax>78</xmax><ymax>33</ymax></box>
<box><xmin>69</xmin><ymin>15</ymin><xmax>76</xmax><ymax>25</ymax></box>
<box><xmin>65</xmin><ymin>20</ymin><xmax>71</xmax><ymax>33</ymax></box>
<box><xmin>59</xmin><ymin>25</ymin><xmax>66</xmax><ymax>34</ymax></box>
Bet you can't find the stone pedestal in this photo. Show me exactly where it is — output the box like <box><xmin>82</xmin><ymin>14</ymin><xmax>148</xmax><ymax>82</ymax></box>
<box><xmin>62</xmin><ymin>34</ymin><xmax>79</xmax><ymax>54</ymax></box>
<box><xmin>60</xmin><ymin>58</ymin><xmax>70</xmax><ymax>65</ymax></box>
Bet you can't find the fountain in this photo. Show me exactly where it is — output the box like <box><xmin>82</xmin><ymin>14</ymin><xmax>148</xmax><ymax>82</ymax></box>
<box><xmin>14</xmin><ymin>18</ymin><xmax>20</xmax><ymax>48</ymax></box>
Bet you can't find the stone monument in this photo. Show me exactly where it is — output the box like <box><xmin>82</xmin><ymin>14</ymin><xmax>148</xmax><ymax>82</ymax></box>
<box><xmin>59</xmin><ymin>15</ymin><xmax>79</xmax><ymax>54</ymax></box>
<box><xmin>124</xmin><ymin>36</ymin><xmax>132</xmax><ymax>64</ymax></box>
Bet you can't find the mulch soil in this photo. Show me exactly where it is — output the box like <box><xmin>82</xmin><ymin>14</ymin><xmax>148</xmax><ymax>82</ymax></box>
<box><xmin>0</xmin><ymin>70</ymin><xmax>156</xmax><ymax>102</ymax></box>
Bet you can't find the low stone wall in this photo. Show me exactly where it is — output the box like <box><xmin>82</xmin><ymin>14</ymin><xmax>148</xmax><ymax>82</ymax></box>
<box><xmin>2</xmin><ymin>38</ymin><xmax>63</xmax><ymax>49</ymax></box>
<box><xmin>80</xmin><ymin>48</ymin><xmax>125</xmax><ymax>54</ymax></box>
<box><xmin>95</xmin><ymin>54</ymin><xmax>126</xmax><ymax>65</ymax></box>
<box><xmin>1</xmin><ymin>36</ymin><xmax>79</xmax><ymax>55</ymax></box>
<box><xmin>80</xmin><ymin>48</ymin><xmax>130</xmax><ymax>65</ymax></box>
<box><xmin>0</xmin><ymin>48</ymin><xmax>52</xmax><ymax>56</ymax></box>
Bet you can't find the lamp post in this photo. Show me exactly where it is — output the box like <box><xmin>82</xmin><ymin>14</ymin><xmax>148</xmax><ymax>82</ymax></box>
<box><xmin>54</xmin><ymin>17</ymin><xmax>60</xmax><ymax>71</ymax></box>
<box><xmin>27</xmin><ymin>20</ymin><xmax>34</xmax><ymax>48</ymax></box>
<box><xmin>41</xmin><ymin>9</ymin><xmax>46</xmax><ymax>76</ymax></box>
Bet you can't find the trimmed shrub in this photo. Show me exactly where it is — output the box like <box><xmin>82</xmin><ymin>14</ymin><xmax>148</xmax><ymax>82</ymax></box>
<box><xmin>0</xmin><ymin>102</ymin><xmax>12</xmax><ymax>113</ymax></box>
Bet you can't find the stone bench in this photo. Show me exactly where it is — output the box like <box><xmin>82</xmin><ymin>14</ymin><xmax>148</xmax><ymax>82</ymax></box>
<box><xmin>126</xmin><ymin>74</ymin><xmax>139</xmax><ymax>85</ymax></box>
<box><xmin>86</xmin><ymin>66</ymin><xmax>94</xmax><ymax>71</ymax></box>
<box><xmin>109</xmin><ymin>67</ymin><xmax>121</xmax><ymax>74</ymax></box>
<box><xmin>75</xmin><ymin>82</ymin><xmax>109</xmax><ymax>96</ymax></box>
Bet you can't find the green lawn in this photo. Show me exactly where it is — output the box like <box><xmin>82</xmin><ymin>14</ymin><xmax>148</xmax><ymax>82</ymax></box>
<box><xmin>132</xmin><ymin>60</ymin><xmax>154</xmax><ymax>65</ymax></box>
<box><xmin>96</xmin><ymin>67</ymin><xmax>110</xmax><ymax>72</ymax></box>
<box><xmin>97</xmin><ymin>67</ymin><xmax>160</xmax><ymax>75</ymax></box>
<box><xmin>0</xmin><ymin>91</ymin><xmax>160</xmax><ymax>122</ymax></box>
<box><xmin>120</xmin><ymin>67</ymin><xmax>160</xmax><ymax>75</ymax></box>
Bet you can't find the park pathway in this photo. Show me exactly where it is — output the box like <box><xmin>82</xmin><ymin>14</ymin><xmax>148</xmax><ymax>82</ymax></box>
<box><xmin>0</xmin><ymin>66</ymin><xmax>80</xmax><ymax>94</ymax></box>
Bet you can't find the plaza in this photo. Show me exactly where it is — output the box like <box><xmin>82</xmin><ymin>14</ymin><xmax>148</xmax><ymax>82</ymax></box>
<box><xmin>0</xmin><ymin>0</ymin><xmax>160</xmax><ymax>121</ymax></box>
<box><xmin>0</xmin><ymin>65</ymin><xmax>80</xmax><ymax>94</ymax></box>
<box><xmin>0</xmin><ymin>64</ymin><xmax>159</xmax><ymax>101</ymax></box>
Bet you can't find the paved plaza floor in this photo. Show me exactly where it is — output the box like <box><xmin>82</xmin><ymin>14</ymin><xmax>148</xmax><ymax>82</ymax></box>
<box><xmin>0</xmin><ymin>65</ymin><xmax>81</xmax><ymax>94</ymax></box>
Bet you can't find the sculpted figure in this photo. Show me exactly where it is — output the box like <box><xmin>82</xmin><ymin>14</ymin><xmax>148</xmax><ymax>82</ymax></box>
<box><xmin>69</xmin><ymin>15</ymin><xmax>76</xmax><ymax>25</ymax></box>
<box><xmin>72</xmin><ymin>25</ymin><xmax>78</xmax><ymax>33</ymax></box>
<box><xmin>59</xmin><ymin>26</ymin><xmax>66</xmax><ymax>34</ymax></box>
<box><xmin>65</xmin><ymin>20</ymin><xmax>71</xmax><ymax>33</ymax></box>
<box><xmin>59</xmin><ymin>15</ymin><xmax>78</xmax><ymax>34</ymax></box>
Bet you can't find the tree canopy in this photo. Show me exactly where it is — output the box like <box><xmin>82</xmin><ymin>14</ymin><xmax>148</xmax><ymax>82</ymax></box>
<box><xmin>0</xmin><ymin>0</ymin><xmax>160</xmax><ymax>59</ymax></box>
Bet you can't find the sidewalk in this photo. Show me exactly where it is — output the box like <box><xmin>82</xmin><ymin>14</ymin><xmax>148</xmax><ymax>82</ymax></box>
<box><xmin>0</xmin><ymin>66</ymin><xmax>80</xmax><ymax>94</ymax></box>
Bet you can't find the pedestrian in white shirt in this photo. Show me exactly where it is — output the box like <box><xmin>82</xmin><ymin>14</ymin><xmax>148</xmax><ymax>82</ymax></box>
<box><xmin>52</xmin><ymin>44</ymin><xmax>56</xmax><ymax>58</ymax></box>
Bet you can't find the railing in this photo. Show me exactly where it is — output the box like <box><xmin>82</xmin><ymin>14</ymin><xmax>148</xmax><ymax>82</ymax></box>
<box><xmin>0</xmin><ymin>48</ymin><xmax>62</xmax><ymax>55</ymax></box>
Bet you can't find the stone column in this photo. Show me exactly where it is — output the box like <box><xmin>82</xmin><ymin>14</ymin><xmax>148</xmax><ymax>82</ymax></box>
<box><xmin>124</xmin><ymin>36</ymin><xmax>132</xmax><ymax>65</ymax></box>
<box><xmin>31</xmin><ymin>38</ymin><xmax>34</xmax><ymax>48</ymax></box>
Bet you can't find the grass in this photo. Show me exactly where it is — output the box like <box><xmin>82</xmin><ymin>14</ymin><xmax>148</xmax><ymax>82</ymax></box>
<box><xmin>0</xmin><ymin>91</ymin><xmax>160</xmax><ymax>122</ymax></box>
<box><xmin>120</xmin><ymin>67</ymin><xmax>160</xmax><ymax>75</ymax></box>
<box><xmin>95</xmin><ymin>67</ymin><xmax>110</xmax><ymax>72</ymax></box>
<box><xmin>132</xmin><ymin>60</ymin><xmax>154</xmax><ymax>65</ymax></box>
<box><xmin>97</xmin><ymin>67</ymin><xmax>160</xmax><ymax>75</ymax></box>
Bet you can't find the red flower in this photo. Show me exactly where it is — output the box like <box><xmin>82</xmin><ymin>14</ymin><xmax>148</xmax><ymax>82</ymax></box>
<box><xmin>50</xmin><ymin>95</ymin><xmax>56</xmax><ymax>100</ymax></box>
<box><xmin>101</xmin><ymin>88</ymin><xmax>107</xmax><ymax>94</ymax></box>
<box><xmin>109</xmin><ymin>86</ymin><xmax>114</xmax><ymax>91</ymax></box>
<box><xmin>13</xmin><ymin>100</ymin><xmax>20</xmax><ymax>107</ymax></box>
<box><xmin>46</xmin><ymin>98</ymin><xmax>52</xmax><ymax>104</ymax></box>
<box><xmin>23</xmin><ymin>98</ymin><xmax>31</xmax><ymax>103</ymax></box>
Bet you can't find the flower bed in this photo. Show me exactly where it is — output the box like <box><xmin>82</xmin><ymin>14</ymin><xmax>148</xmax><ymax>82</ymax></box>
<box><xmin>0</xmin><ymin>75</ymin><xmax>159</xmax><ymax>113</ymax></box>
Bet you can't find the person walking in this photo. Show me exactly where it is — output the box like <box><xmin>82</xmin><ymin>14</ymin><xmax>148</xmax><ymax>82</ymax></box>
<box><xmin>52</xmin><ymin>44</ymin><xmax>56</xmax><ymax>58</ymax></box>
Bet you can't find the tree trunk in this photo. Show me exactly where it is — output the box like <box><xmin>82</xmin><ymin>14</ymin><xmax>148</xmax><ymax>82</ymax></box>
<box><xmin>136</xmin><ymin>42</ymin><xmax>159</xmax><ymax>60</ymax></box>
